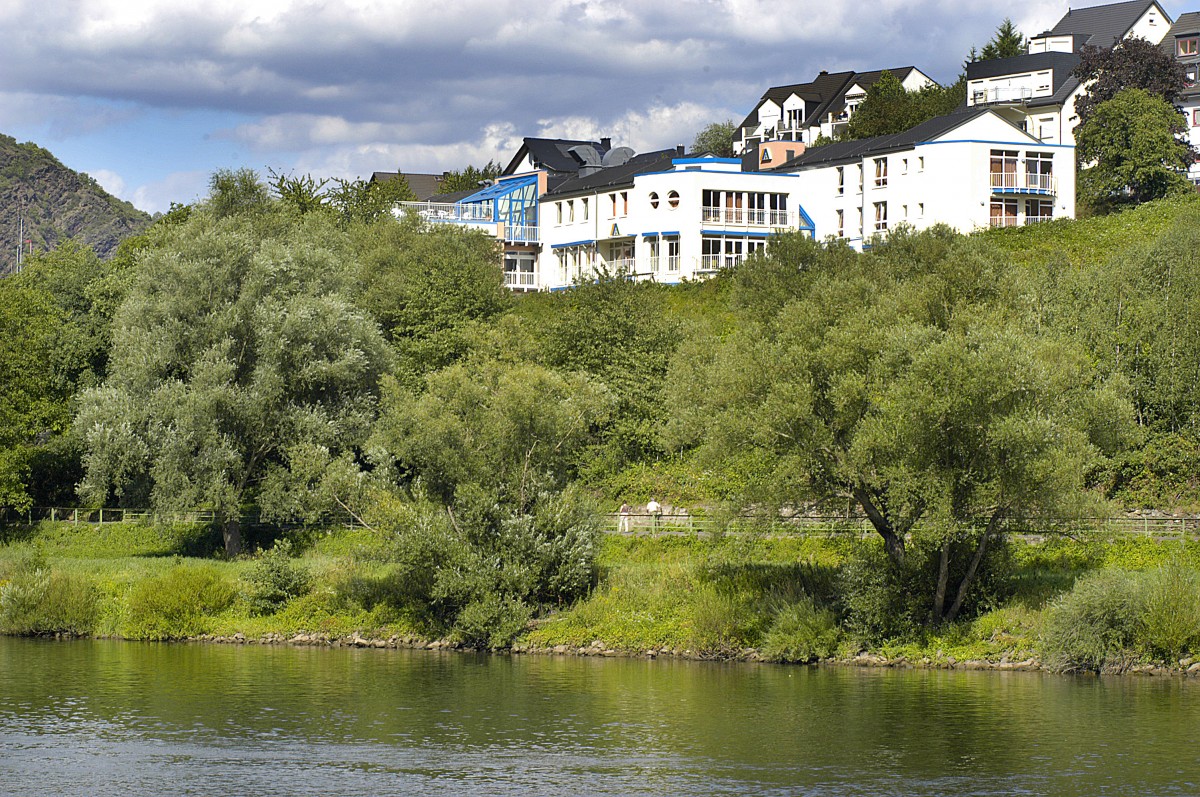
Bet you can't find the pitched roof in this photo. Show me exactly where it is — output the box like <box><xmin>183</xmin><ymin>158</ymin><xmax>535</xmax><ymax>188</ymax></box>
<box><xmin>736</xmin><ymin>67</ymin><xmax>926</xmax><ymax>135</ymax></box>
<box><xmin>369</xmin><ymin>171</ymin><xmax>446</xmax><ymax>201</ymax></box>
<box><xmin>773</xmin><ymin>108</ymin><xmax>1024</xmax><ymax>170</ymax></box>
<box><xmin>1048</xmin><ymin>0</ymin><xmax>1164</xmax><ymax>49</ymax></box>
<box><xmin>502</xmin><ymin>137</ymin><xmax>612</xmax><ymax>177</ymax></box>
<box><xmin>966</xmin><ymin>50</ymin><xmax>1085</xmax><ymax>108</ymax></box>
<box><xmin>542</xmin><ymin>150</ymin><xmax>679</xmax><ymax>199</ymax></box>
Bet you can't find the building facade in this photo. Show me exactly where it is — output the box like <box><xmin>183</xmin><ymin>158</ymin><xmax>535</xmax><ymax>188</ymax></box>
<box><xmin>1162</xmin><ymin>11</ymin><xmax>1200</xmax><ymax>184</ymax></box>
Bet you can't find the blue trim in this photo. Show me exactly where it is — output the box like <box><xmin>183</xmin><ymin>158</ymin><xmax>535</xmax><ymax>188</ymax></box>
<box><xmin>702</xmin><ymin>230</ymin><xmax>775</xmax><ymax>238</ymax></box>
<box><xmin>550</xmin><ymin>240</ymin><xmax>595</xmax><ymax>249</ymax></box>
<box><xmin>640</xmin><ymin>232</ymin><xmax>659</xmax><ymax>238</ymax></box>
<box><xmin>658</xmin><ymin>231</ymin><xmax>680</xmax><ymax>237</ymax></box>
<box><xmin>991</xmin><ymin>187</ymin><xmax>1055</xmax><ymax>195</ymax></box>
<box><xmin>672</xmin><ymin>157</ymin><xmax>742</xmax><ymax>165</ymax></box>
<box><xmin>796</xmin><ymin>204</ymin><xmax>815</xmax><ymax>231</ymax></box>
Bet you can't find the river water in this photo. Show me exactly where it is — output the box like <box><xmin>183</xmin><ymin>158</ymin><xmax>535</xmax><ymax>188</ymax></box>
<box><xmin>2</xmin><ymin>637</ymin><xmax>1199</xmax><ymax>796</ymax></box>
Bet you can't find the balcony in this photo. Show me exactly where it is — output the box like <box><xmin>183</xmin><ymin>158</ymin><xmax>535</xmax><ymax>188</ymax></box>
<box><xmin>504</xmin><ymin>270</ymin><xmax>538</xmax><ymax>289</ymax></box>
<box><xmin>396</xmin><ymin>201</ymin><xmax>494</xmax><ymax>223</ymax></box>
<box><xmin>990</xmin><ymin>172</ymin><xmax>1056</xmax><ymax>195</ymax></box>
<box><xmin>698</xmin><ymin>253</ymin><xmax>745</xmax><ymax>274</ymax></box>
<box><xmin>502</xmin><ymin>224</ymin><xmax>539</xmax><ymax>244</ymax></box>
<box><xmin>701</xmin><ymin>207</ymin><xmax>792</xmax><ymax>229</ymax></box>
<box><xmin>971</xmin><ymin>87</ymin><xmax>1034</xmax><ymax>105</ymax></box>
<box><xmin>605</xmin><ymin>257</ymin><xmax>635</xmax><ymax>274</ymax></box>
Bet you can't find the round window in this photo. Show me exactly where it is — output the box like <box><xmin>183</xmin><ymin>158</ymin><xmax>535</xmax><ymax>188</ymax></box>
<box><xmin>649</xmin><ymin>192</ymin><xmax>659</xmax><ymax>209</ymax></box>
<box><xmin>667</xmin><ymin>190</ymin><xmax>680</xmax><ymax>209</ymax></box>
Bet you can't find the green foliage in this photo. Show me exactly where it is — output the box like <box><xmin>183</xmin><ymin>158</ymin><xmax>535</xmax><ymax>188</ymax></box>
<box><xmin>840</xmin><ymin>73</ymin><xmax>965</xmax><ymax>141</ymax></box>
<box><xmin>1041</xmin><ymin>568</ymin><xmax>1142</xmax><ymax>672</ymax></box>
<box><xmin>244</xmin><ymin>540</ymin><xmax>312</xmax><ymax>616</ymax></box>
<box><xmin>438</xmin><ymin>161</ymin><xmax>502</xmax><ymax>194</ymax></box>
<box><xmin>1076</xmin><ymin>89</ymin><xmax>1194</xmax><ymax>211</ymax></box>
<box><xmin>1074</xmin><ymin>37</ymin><xmax>1191</xmax><ymax>127</ymax></box>
<box><xmin>327</xmin><ymin>175</ymin><xmax>416</xmax><ymax>224</ymax></box>
<box><xmin>1138</xmin><ymin>559</ymin><xmax>1200</xmax><ymax>660</ymax></box>
<box><xmin>692</xmin><ymin>120</ymin><xmax>737</xmax><ymax>157</ymax></box>
<box><xmin>122</xmin><ymin>563</ymin><xmax>236</xmax><ymax>640</ymax></box>
<box><xmin>978</xmin><ymin>18</ymin><xmax>1027</xmax><ymax>61</ymax></box>
<box><xmin>0</xmin><ymin>551</ymin><xmax>99</xmax><ymax>635</ymax></box>
<box><xmin>208</xmin><ymin>168</ymin><xmax>272</xmax><ymax>218</ymax></box>
<box><xmin>760</xmin><ymin>596</ymin><xmax>841</xmax><ymax>662</ymax></box>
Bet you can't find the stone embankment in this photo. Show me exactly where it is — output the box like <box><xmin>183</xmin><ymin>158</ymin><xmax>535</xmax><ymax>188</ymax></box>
<box><xmin>179</xmin><ymin>632</ymin><xmax>1200</xmax><ymax>676</ymax></box>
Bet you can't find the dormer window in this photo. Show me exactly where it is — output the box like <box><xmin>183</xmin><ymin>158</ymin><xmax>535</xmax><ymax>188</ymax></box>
<box><xmin>1180</xmin><ymin>37</ymin><xmax>1199</xmax><ymax>57</ymax></box>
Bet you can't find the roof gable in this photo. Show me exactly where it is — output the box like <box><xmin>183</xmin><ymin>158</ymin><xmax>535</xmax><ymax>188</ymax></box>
<box><xmin>1049</xmin><ymin>0</ymin><xmax>1164</xmax><ymax>48</ymax></box>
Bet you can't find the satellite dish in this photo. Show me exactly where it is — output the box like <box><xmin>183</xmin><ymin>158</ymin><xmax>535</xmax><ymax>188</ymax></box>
<box><xmin>568</xmin><ymin>145</ymin><xmax>602</xmax><ymax>166</ymax></box>
<box><xmin>601</xmin><ymin>147</ymin><xmax>636</xmax><ymax>167</ymax></box>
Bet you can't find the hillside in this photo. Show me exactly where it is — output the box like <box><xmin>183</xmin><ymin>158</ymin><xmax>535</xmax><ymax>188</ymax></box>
<box><xmin>0</xmin><ymin>134</ymin><xmax>151</xmax><ymax>276</ymax></box>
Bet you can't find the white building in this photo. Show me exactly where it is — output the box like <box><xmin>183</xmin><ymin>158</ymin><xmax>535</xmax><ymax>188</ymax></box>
<box><xmin>1161</xmin><ymin>11</ymin><xmax>1200</xmax><ymax>184</ymax></box>
<box><xmin>771</xmin><ymin>108</ymin><xmax>1076</xmax><ymax>248</ymax></box>
<box><xmin>733</xmin><ymin>67</ymin><xmax>936</xmax><ymax>155</ymax></box>
<box><xmin>965</xmin><ymin>0</ymin><xmax>1172</xmax><ymax>146</ymax></box>
<box><xmin>538</xmin><ymin>152</ymin><xmax>814</xmax><ymax>290</ymax></box>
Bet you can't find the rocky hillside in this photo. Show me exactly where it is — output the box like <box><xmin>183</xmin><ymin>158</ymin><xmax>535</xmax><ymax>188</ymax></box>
<box><xmin>0</xmin><ymin>134</ymin><xmax>151</xmax><ymax>276</ymax></box>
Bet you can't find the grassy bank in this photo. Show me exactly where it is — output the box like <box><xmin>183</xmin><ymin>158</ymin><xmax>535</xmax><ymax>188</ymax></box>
<box><xmin>5</xmin><ymin>521</ymin><xmax>1200</xmax><ymax>673</ymax></box>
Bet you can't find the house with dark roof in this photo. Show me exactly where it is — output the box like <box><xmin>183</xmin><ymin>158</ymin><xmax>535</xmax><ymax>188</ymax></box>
<box><xmin>1160</xmin><ymin>11</ymin><xmax>1200</xmax><ymax>184</ymax></box>
<box><xmin>965</xmin><ymin>0</ymin><xmax>1172</xmax><ymax>146</ymax></box>
<box><xmin>368</xmin><ymin>171</ymin><xmax>447</xmax><ymax>201</ymax></box>
<box><xmin>770</xmin><ymin>108</ymin><xmax>1075</xmax><ymax>248</ymax></box>
<box><xmin>732</xmin><ymin>67</ymin><xmax>936</xmax><ymax>156</ymax></box>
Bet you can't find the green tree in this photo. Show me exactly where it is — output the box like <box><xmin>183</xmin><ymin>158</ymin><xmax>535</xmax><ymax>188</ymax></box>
<box><xmin>692</xmin><ymin>120</ymin><xmax>737</xmax><ymax>157</ymax></box>
<box><xmin>326</xmin><ymin>175</ymin><xmax>416</xmax><ymax>224</ymax></box>
<box><xmin>75</xmin><ymin>177</ymin><xmax>393</xmax><ymax>555</ymax></box>
<box><xmin>665</xmin><ymin>229</ymin><xmax>1131</xmax><ymax>625</ymax></box>
<box><xmin>1076</xmin><ymin>88</ymin><xmax>1194</xmax><ymax>211</ymax></box>
<box><xmin>840</xmin><ymin>73</ymin><xmax>964</xmax><ymax>141</ymax></box>
<box><xmin>978</xmin><ymin>18</ymin><xmax>1027</xmax><ymax>60</ymax></box>
<box><xmin>1073</xmin><ymin>36</ymin><xmax>1190</xmax><ymax>126</ymax></box>
<box><xmin>439</xmin><ymin>162</ymin><xmax>503</xmax><ymax>194</ymax></box>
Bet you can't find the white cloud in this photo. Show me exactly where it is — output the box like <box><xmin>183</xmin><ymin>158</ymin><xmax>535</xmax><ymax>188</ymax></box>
<box><xmin>130</xmin><ymin>170</ymin><xmax>209</xmax><ymax>215</ymax></box>
<box><xmin>89</xmin><ymin>169</ymin><xmax>125</xmax><ymax>197</ymax></box>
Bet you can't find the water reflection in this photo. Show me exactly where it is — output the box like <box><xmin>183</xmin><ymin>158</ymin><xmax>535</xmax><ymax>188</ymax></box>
<box><xmin>2</xmin><ymin>638</ymin><xmax>1199</xmax><ymax>796</ymax></box>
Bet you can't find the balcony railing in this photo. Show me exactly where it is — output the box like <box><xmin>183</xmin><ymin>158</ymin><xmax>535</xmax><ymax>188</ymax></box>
<box><xmin>701</xmin><ymin>207</ymin><xmax>791</xmax><ymax>227</ymax></box>
<box><xmin>397</xmin><ymin>201</ymin><xmax>494</xmax><ymax>223</ymax></box>
<box><xmin>665</xmin><ymin>255</ymin><xmax>680</xmax><ymax>273</ymax></box>
<box><xmin>990</xmin><ymin>215</ymin><xmax>1020</xmax><ymax>228</ymax></box>
<box><xmin>989</xmin><ymin>172</ymin><xmax>1056</xmax><ymax>195</ymax></box>
<box><xmin>504</xmin><ymin>270</ymin><xmax>538</xmax><ymax>288</ymax></box>
<box><xmin>502</xmin><ymin>224</ymin><xmax>539</xmax><ymax>243</ymax></box>
<box><xmin>606</xmin><ymin>257</ymin><xmax>635</xmax><ymax>274</ymax></box>
<box><xmin>698</xmin><ymin>254</ymin><xmax>745</xmax><ymax>273</ymax></box>
<box><xmin>972</xmin><ymin>87</ymin><xmax>1034</xmax><ymax>105</ymax></box>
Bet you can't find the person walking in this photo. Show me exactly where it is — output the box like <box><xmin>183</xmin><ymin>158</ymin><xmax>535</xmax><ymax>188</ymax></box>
<box><xmin>618</xmin><ymin>502</ymin><xmax>632</xmax><ymax>534</ymax></box>
<box><xmin>646</xmin><ymin>498</ymin><xmax>662</xmax><ymax>533</ymax></box>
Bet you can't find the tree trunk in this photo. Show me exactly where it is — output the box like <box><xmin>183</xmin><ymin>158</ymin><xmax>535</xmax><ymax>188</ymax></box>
<box><xmin>945</xmin><ymin>511</ymin><xmax>1005</xmax><ymax>623</ymax></box>
<box><xmin>853</xmin><ymin>484</ymin><xmax>906</xmax><ymax>565</ymax></box>
<box><xmin>933</xmin><ymin>537</ymin><xmax>952</xmax><ymax>623</ymax></box>
<box><xmin>222</xmin><ymin>515</ymin><xmax>242</xmax><ymax>557</ymax></box>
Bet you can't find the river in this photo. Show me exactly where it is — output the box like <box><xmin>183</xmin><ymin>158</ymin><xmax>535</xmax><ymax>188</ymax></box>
<box><xmin>1</xmin><ymin>637</ymin><xmax>1198</xmax><ymax>795</ymax></box>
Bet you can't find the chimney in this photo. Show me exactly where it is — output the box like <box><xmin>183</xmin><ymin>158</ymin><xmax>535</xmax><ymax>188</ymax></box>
<box><xmin>677</xmin><ymin>144</ymin><xmax>686</xmax><ymax>156</ymax></box>
<box><xmin>600</xmin><ymin>137</ymin><xmax>612</xmax><ymax>150</ymax></box>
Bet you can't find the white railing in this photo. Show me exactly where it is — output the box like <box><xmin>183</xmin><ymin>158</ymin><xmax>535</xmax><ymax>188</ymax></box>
<box><xmin>396</xmin><ymin>201</ymin><xmax>494</xmax><ymax>223</ymax></box>
<box><xmin>989</xmin><ymin>172</ymin><xmax>1056</xmax><ymax>194</ymax></box>
<box><xmin>972</xmin><ymin>86</ymin><xmax>1034</xmax><ymax>105</ymax></box>
<box><xmin>666</xmin><ymin>255</ymin><xmax>680</xmax><ymax>273</ymax></box>
<box><xmin>990</xmin><ymin>215</ymin><xmax>1019</xmax><ymax>228</ymax></box>
<box><xmin>702</xmin><ymin>207</ymin><xmax>792</xmax><ymax>227</ymax></box>
<box><xmin>698</xmin><ymin>254</ymin><xmax>745</xmax><ymax>272</ymax></box>
<box><xmin>502</xmin><ymin>224</ymin><xmax>539</xmax><ymax>243</ymax></box>
<box><xmin>1023</xmin><ymin>214</ymin><xmax>1053</xmax><ymax>225</ymax></box>
<box><xmin>606</xmin><ymin>257</ymin><xmax>635</xmax><ymax>273</ymax></box>
<box><xmin>504</xmin><ymin>270</ymin><xmax>538</xmax><ymax>288</ymax></box>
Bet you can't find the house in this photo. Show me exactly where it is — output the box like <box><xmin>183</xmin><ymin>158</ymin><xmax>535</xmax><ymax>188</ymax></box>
<box><xmin>733</xmin><ymin>67</ymin><xmax>937</xmax><ymax>155</ymax></box>
<box><xmin>965</xmin><ymin>0</ymin><xmax>1172</xmax><ymax>146</ymax></box>
<box><xmin>1161</xmin><ymin>11</ymin><xmax>1200</xmax><ymax>184</ymax></box>
<box><xmin>538</xmin><ymin>150</ymin><xmax>813</xmax><ymax>290</ymax></box>
<box><xmin>368</xmin><ymin>171</ymin><xmax>447</xmax><ymax>201</ymax></box>
<box><xmin>770</xmin><ymin>108</ymin><xmax>1076</xmax><ymax>248</ymax></box>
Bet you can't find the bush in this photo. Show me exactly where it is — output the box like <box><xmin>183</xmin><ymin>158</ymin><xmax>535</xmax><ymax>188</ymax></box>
<box><xmin>1138</xmin><ymin>560</ymin><xmax>1200</xmax><ymax>660</ymax></box>
<box><xmin>453</xmin><ymin>595</ymin><xmax>533</xmax><ymax>649</ymax></box>
<box><xmin>0</xmin><ymin>554</ymin><xmax>99</xmax><ymax>635</ymax></box>
<box><xmin>761</xmin><ymin>596</ymin><xmax>841</xmax><ymax>663</ymax></box>
<box><xmin>123</xmin><ymin>563</ymin><xmax>237</xmax><ymax>639</ymax></box>
<box><xmin>244</xmin><ymin>540</ymin><xmax>312</xmax><ymax>616</ymax></box>
<box><xmin>685</xmin><ymin>584</ymin><xmax>759</xmax><ymax>651</ymax></box>
<box><xmin>1041</xmin><ymin>569</ymin><xmax>1142</xmax><ymax>672</ymax></box>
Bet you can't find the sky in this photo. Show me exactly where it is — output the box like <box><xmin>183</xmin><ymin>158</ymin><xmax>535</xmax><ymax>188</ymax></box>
<box><xmin>1</xmin><ymin>0</ymin><xmax>1192</xmax><ymax>214</ymax></box>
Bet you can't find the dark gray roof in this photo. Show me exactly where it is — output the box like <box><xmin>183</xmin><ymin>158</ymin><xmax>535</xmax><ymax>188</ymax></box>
<box><xmin>774</xmin><ymin>107</ymin><xmax>1015</xmax><ymax>170</ymax></box>
<box><xmin>370</xmin><ymin>171</ymin><xmax>446</xmax><ymax>201</ymax></box>
<box><xmin>1049</xmin><ymin>0</ymin><xmax>1165</xmax><ymax>49</ymax></box>
<box><xmin>502</xmin><ymin>137</ymin><xmax>612</xmax><ymax>176</ymax></box>
<box><xmin>966</xmin><ymin>50</ymin><xmax>1085</xmax><ymax>109</ymax></box>
<box><xmin>424</xmin><ymin>189</ymin><xmax>478</xmax><ymax>204</ymax></box>
<box><xmin>542</xmin><ymin>150</ymin><xmax>679</xmax><ymax>199</ymax></box>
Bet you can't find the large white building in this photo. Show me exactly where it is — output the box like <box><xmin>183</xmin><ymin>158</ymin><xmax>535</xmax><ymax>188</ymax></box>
<box><xmin>965</xmin><ymin>0</ymin><xmax>1171</xmax><ymax>146</ymax></box>
<box><xmin>1161</xmin><ymin>11</ymin><xmax>1200</xmax><ymax>184</ymax></box>
<box><xmin>769</xmin><ymin>108</ymin><xmax>1076</xmax><ymax>247</ymax></box>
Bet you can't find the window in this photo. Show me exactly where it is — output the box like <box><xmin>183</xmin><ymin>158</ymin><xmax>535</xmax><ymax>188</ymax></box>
<box><xmin>649</xmin><ymin>192</ymin><xmax>660</xmax><ymax>208</ymax></box>
<box><xmin>836</xmin><ymin>209</ymin><xmax>844</xmax><ymax>238</ymax></box>
<box><xmin>610</xmin><ymin>193</ymin><xmax>618</xmax><ymax>216</ymax></box>
<box><xmin>902</xmin><ymin>158</ymin><xmax>908</xmax><ymax>175</ymax></box>
<box><xmin>567</xmin><ymin>200</ymin><xmax>575</xmax><ymax>222</ymax></box>
<box><xmin>902</xmin><ymin>204</ymin><xmax>908</xmax><ymax>220</ymax></box>
<box><xmin>1025</xmin><ymin>199</ymin><xmax>1053</xmax><ymax>223</ymax></box>
<box><xmin>667</xmin><ymin>190</ymin><xmax>680</xmax><ymax>208</ymax></box>
<box><xmin>857</xmin><ymin>164</ymin><xmax>864</xmax><ymax>192</ymax></box>
<box><xmin>990</xmin><ymin>149</ymin><xmax>1019</xmax><ymax>189</ymax></box>
<box><xmin>874</xmin><ymin>157</ymin><xmax>888</xmax><ymax>188</ymax></box>
<box><xmin>1026</xmin><ymin>152</ymin><xmax>1053</xmax><ymax>191</ymax></box>
<box><xmin>990</xmin><ymin>198</ymin><xmax>1018</xmax><ymax>227</ymax></box>
<box><xmin>666</xmin><ymin>237</ymin><xmax>680</xmax><ymax>272</ymax></box>
<box><xmin>1179</xmin><ymin>37</ymin><xmax>1198</xmax><ymax>57</ymax></box>
<box><xmin>836</xmin><ymin>167</ymin><xmax>845</xmax><ymax>196</ymax></box>
<box><xmin>1187</xmin><ymin>67</ymin><xmax>1197</xmax><ymax>87</ymax></box>
<box><xmin>556</xmin><ymin>202</ymin><xmax>563</xmax><ymax>224</ymax></box>
<box><xmin>1194</xmin><ymin>109</ymin><xmax>1200</xmax><ymax>127</ymax></box>
<box><xmin>581</xmin><ymin>197</ymin><xmax>589</xmax><ymax>221</ymax></box>
<box><xmin>874</xmin><ymin>202</ymin><xmax>887</xmax><ymax>232</ymax></box>
<box><xmin>918</xmin><ymin>202</ymin><xmax>924</xmax><ymax>218</ymax></box>
<box><xmin>918</xmin><ymin>156</ymin><xmax>925</xmax><ymax>172</ymax></box>
<box><xmin>621</xmin><ymin>192</ymin><xmax>629</xmax><ymax>216</ymax></box>
<box><xmin>648</xmin><ymin>237</ymin><xmax>660</xmax><ymax>272</ymax></box>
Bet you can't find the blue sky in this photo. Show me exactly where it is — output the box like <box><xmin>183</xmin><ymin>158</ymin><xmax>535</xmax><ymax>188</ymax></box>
<box><xmin>1</xmin><ymin>0</ymin><xmax>1191</xmax><ymax>214</ymax></box>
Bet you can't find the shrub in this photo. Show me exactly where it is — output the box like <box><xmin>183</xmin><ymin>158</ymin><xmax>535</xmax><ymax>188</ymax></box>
<box><xmin>0</xmin><ymin>563</ymin><xmax>99</xmax><ymax>635</ymax></box>
<box><xmin>1138</xmin><ymin>560</ymin><xmax>1200</xmax><ymax>660</ymax></box>
<box><xmin>761</xmin><ymin>596</ymin><xmax>841</xmax><ymax>663</ymax></box>
<box><xmin>244</xmin><ymin>540</ymin><xmax>312</xmax><ymax>616</ymax></box>
<box><xmin>453</xmin><ymin>595</ymin><xmax>533</xmax><ymax>649</ymax></box>
<box><xmin>685</xmin><ymin>584</ymin><xmax>759</xmax><ymax>651</ymax></box>
<box><xmin>1041</xmin><ymin>569</ymin><xmax>1142</xmax><ymax>672</ymax></box>
<box><xmin>123</xmin><ymin>563</ymin><xmax>236</xmax><ymax>639</ymax></box>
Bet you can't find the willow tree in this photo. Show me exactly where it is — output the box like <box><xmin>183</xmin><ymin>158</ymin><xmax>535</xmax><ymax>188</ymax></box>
<box><xmin>76</xmin><ymin>170</ymin><xmax>392</xmax><ymax>555</ymax></box>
